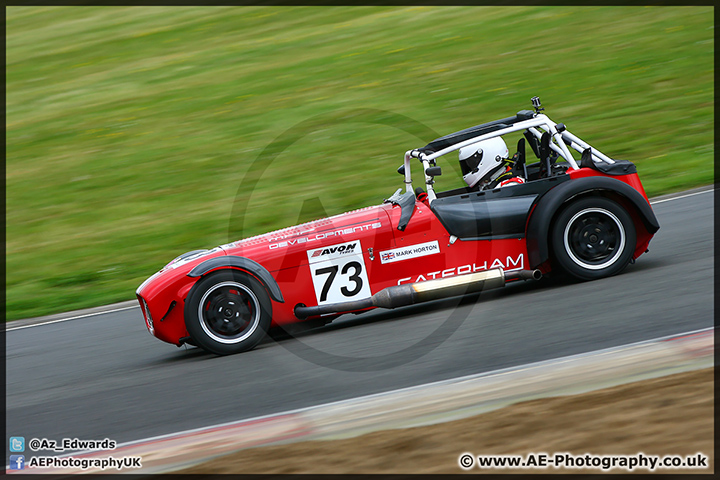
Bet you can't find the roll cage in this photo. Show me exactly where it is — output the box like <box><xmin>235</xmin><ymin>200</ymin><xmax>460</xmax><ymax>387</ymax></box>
<box><xmin>402</xmin><ymin>98</ymin><xmax>617</xmax><ymax>203</ymax></box>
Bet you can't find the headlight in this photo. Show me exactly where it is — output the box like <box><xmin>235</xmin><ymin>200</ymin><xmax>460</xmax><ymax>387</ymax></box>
<box><xmin>140</xmin><ymin>296</ymin><xmax>154</xmax><ymax>334</ymax></box>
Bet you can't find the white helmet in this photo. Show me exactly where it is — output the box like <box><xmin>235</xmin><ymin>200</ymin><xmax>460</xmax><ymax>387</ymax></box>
<box><xmin>458</xmin><ymin>136</ymin><xmax>509</xmax><ymax>188</ymax></box>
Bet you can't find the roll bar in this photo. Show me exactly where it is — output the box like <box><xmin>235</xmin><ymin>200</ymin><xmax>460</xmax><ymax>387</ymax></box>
<box><xmin>402</xmin><ymin>112</ymin><xmax>615</xmax><ymax>204</ymax></box>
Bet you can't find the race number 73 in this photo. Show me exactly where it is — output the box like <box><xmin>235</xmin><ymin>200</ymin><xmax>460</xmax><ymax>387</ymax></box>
<box><xmin>306</xmin><ymin>240</ymin><xmax>371</xmax><ymax>305</ymax></box>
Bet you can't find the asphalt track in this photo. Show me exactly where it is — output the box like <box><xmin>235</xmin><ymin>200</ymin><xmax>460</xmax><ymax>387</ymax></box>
<box><xmin>5</xmin><ymin>188</ymin><xmax>714</xmax><ymax>459</ymax></box>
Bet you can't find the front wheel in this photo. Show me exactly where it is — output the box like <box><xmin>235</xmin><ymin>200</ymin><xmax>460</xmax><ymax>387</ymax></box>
<box><xmin>184</xmin><ymin>270</ymin><xmax>272</xmax><ymax>355</ymax></box>
<box><xmin>551</xmin><ymin>196</ymin><xmax>636</xmax><ymax>281</ymax></box>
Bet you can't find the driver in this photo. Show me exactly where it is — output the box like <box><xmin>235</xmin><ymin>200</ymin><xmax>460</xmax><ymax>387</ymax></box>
<box><xmin>458</xmin><ymin>136</ymin><xmax>525</xmax><ymax>190</ymax></box>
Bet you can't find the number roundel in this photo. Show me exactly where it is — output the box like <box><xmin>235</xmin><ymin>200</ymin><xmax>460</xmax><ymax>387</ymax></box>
<box><xmin>307</xmin><ymin>241</ymin><xmax>371</xmax><ymax>305</ymax></box>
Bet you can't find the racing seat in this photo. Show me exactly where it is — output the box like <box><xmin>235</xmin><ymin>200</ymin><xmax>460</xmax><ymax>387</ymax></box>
<box><xmin>522</xmin><ymin>129</ymin><xmax>559</xmax><ymax>179</ymax></box>
<box><xmin>512</xmin><ymin>138</ymin><xmax>528</xmax><ymax>179</ymax></box>
<box><xmin>539</xmin><ymin>133</ymin><xmax>551</xmax><ymax>177</ymax></box>
<box><xmin>523</xmin><ymin>129</ymin><xmax>540</xmax><ymax>158</ymax></box>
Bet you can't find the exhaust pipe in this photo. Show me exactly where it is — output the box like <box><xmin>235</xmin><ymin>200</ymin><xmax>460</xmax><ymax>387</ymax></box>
<box><xmin>294</xmin><ymin>268</ymin><xmax>541</xmax><ymax>320</ymax></box>
<box><xmin>505</xmin><ymin>268</ymin><xmax>543</xmax><ymax>281</ymax></box>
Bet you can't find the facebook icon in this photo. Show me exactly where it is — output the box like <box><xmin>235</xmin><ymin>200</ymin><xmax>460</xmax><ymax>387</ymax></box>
<box><xmin>9</xmin><ymin>455</ymin><xmax>25</xmax><ymax>470</ymax></box>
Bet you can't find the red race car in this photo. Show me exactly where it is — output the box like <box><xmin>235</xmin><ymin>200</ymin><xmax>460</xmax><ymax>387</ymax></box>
<box><xmin>137</xmin><ymin>97</ymin><xmax>659</xmax><ymax>355</ymax></box>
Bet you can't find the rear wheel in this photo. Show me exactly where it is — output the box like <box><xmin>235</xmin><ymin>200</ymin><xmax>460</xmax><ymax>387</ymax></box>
<box><xmin>185</xmin><ymin>270</ymin><xmax>272</xmax><ymax>355</ymax></box>
<box><xmin>551</xmin><ymin>197</ymin><xmax>636</xmax><ymax>281</ymax></box>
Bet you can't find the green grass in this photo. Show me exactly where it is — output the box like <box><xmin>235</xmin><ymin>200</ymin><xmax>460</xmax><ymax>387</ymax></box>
<box><xmin>6</xmin><ymin>6</ymin><xmax>714</xmax><ymax>321</ymax></box>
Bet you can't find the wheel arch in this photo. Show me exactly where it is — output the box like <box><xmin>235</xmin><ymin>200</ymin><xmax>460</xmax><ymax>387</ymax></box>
<box><xmin>187</xmin><ymin>255</ymin><xmax>285</xmax><ymax>303</ymax></box>
<box><xmin>526</xmin><ymin>176</ymin><xmax>660</xmax><ymax>269</ymax></box>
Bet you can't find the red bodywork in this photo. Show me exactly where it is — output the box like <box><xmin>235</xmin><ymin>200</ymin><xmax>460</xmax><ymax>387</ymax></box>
<box><xmin>137</xmin><ymin>168</ymin><xmax>656</xmax><ymax>347</ymax></box>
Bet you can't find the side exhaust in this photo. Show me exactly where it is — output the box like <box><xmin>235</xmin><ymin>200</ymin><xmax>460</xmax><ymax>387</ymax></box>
<box><xmin>294</xmin><ymin>268</ymin><xmax>541</xmax><ymax>320</ymax></box>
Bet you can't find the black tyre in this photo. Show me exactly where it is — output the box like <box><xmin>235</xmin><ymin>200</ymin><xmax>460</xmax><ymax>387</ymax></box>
<box><xmin>551</xmin><ymin>196</ymin><xmax>636</xmax><ymax>281</ymax></box>
<box><xmin>184</xmin><ymin>270</ymin><xmax>272</xmax><ymax>355</ymax></box>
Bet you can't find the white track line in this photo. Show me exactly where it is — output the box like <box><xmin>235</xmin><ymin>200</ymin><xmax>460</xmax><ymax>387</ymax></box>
<box><xmin>6</xmin><ymin>187</ymin><xmax>713</xmax><ymax>332</ymax></box>
<box><xmin>6</xmin><ymin>305</ymin><xmax>138</xmax><ymax>332</ymax></box>
<box><xmin>649</xmin><ymin>188</ymin><xmax>713</xmax><ymax>205</ymax></box>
